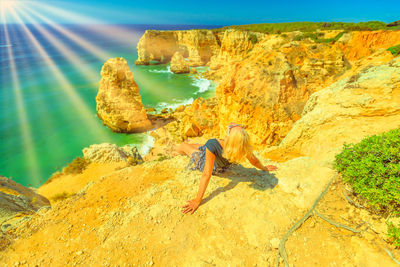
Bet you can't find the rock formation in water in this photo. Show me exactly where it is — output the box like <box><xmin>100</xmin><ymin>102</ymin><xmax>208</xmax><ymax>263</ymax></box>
<box><xmin>0</xmin><ymin>176</ymin><xmax>50</xmax><ymax>231</ymax></box>
<box><xmin>170</xmin><ymin>52</ymin><xmax>189</xmax><ymax>74</ymax></box>
<box><xmin>96</xmin><ymin>57</ymin><xmax>152</xmax><ymax>133</ymax></box>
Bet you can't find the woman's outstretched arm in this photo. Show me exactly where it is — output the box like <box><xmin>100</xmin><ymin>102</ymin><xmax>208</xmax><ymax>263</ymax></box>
<box><xmin>246</xmin><ymin>153</ymin><xmax>278</xmax><ymax>171</ymax></box>
<box><xmin>182</xmin><ymin>148</ymin><xmax>215</xmax><ymax>214</ymax></box>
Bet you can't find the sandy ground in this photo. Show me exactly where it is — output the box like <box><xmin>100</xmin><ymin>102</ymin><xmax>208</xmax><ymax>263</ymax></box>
<box><xmin>0</xmin><ymin>154</ymin><xmax>399</xmax><ymax>266</ymax></box>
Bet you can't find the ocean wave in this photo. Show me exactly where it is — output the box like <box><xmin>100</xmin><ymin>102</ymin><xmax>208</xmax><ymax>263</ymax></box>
<box><xmin>148</xmin><ymin>66</ymin><xmax>172</xmax><ymax>74</ymax></box>
<box><xmin>138</xmin><ymin>133</ymin><xmax>154</xmax><ymax>156</ymax></box>
<box><xmin>192</xmin><ymin>78</ymin><xmax>213</xmax><ymax>94</ymax></box>
<box><xmin>156</xmin><ymin>97</ymin><xmax>194</xmax><ymax>112</ymax></box>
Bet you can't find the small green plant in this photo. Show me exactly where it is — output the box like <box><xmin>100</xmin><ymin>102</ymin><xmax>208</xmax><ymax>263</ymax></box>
<box><xmin>387</xmin><ymin>221</ymin><xmax>400</xmax><ymax>248</ymax></box>
<box><xmin>51</xmin><ymin>192</ymin><xmax>76</xmax><ymax>202</ymax></box>
<box><xmin>248</xmin><ymin>33</ymin><xmax>258</xmax><ymax>44</ymax></box>
<box><xmin>63</xmin><ymin>157</ymin><xmax>89</xmax><ymax>175</ymax></box>
<box><xmin>387</xmin><ymin>45</ymin><xmax>400</xmax><ymax>56</ymax></box>
<box><xmin>157</xmin><ymin>155</ymin><xmax>169</xmax><ymax>161</ymax></box>
<box><xmin>293</xmin><ymin>32</ymin><xmax>318</xmax><ymax>41</ymax></box>
<box><xmin>315</xmin><ymin>31</ymin><xmax>346</xmax><ymax>43</ymax></box>
<box><xmin>334</xmin><ymin>128</ymin><xmax>400</xmax><ymax>215</ymax></box>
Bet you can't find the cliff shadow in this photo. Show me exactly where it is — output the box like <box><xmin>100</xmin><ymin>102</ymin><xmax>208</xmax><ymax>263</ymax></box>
<box><xmin>201</xmin><ymin>164</ymin><xmax>278</xmax><ymax>205</ymax></box>
<box><xmin>147</xmin><ymin>114</ymin><xmax>175</xmax><ymax>131</ymax></box>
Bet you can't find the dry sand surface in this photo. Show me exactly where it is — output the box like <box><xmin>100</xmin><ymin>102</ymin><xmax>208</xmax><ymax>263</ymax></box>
<box><xmin>1</xmin><ymin>155</ymin><xmax>399</xmax><ymax>266</ymax></box>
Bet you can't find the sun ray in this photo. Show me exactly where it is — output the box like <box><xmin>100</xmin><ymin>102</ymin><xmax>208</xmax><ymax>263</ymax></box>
<box><xmin>6</xmin><ymin>17</ymin><xmax>67</xmax><ymax>154</ymax></box>
<box><xmin>17</xmin><ymin>6</ymin><xmax>100</xmax><ymax>84</ymax></box>
<box><xmin>1</xmin><ymin>5</ymin><xmax>42</xmax><ymax>184</ymax></box>
<box><xmin>20</xmin><ymin>4</ymin><xmax>112</xmax><ymax>61</ymax></box>
<box><xmin>8</xmin><ymin>5</ymin><xmax>111</xmax><ymax>141</ymax></box>
<box><xmin>20</xmin><ymin>1</ymin><xmax>177</xmax><ymax>100</ymax></box>
<box><xmin>26</xmin><ymin>1</ymin><xmax>142</xmax><ymax>46</ymax></box>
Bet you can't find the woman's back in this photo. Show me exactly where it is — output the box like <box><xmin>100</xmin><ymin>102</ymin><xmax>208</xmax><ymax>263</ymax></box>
<box><xmin>204</xmin><ymin>138</ymin><xmax>230</xmax><ymax>168</ymax></box>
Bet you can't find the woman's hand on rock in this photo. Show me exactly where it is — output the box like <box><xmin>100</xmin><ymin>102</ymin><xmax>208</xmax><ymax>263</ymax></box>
<box><xmin>264</xmin><ymin>165</ymin><xmax>278</xmax><ymax>171</ymax></box>
<box><xmin>182</xmin><ymin>199</ymin><xmax>201</xmax><ymax>214</ymax></box>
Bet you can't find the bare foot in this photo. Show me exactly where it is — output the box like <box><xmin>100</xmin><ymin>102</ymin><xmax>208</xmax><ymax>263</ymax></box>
<box><xmin>171</xmin><ymin>150</ymin><xmax>180</xmax><ymax>157</ymax></box>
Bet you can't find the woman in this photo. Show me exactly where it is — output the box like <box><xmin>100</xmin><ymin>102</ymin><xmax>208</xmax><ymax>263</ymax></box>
<box><xmin>174</xmin><ymin>123</ymin><xmax>278</xmax><ymax>214</ymax></box>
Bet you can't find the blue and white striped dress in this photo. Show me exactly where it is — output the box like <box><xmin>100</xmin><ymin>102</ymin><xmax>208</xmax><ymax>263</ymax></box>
<box><xmin>186</xmin><ymin>139</ymin><xmax>231</xmax><ymax>174</ymax></box>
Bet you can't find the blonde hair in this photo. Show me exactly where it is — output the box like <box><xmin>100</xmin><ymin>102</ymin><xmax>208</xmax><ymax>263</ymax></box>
<box><xmin>223</xmin><ymin>127</ymin><xmax>253</xmax><ymax>163</ymax></box>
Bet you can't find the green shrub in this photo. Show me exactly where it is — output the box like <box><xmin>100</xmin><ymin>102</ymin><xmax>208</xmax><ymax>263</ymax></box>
<box><xmin>334</xmin><ymin>128</ymin><xmax>400</xmax><ymax>214</ymax></box>
<box><xmin>216</xmin><ymin>21</ymin><xmax>399</xmax><ymax>34</ymax></box>
<box><xmin>387</xmin><ymin>45</ymin><xmax>400</xmax><ymax>56</ymax></box>
<box><xmin>293</xmin><ymin>32</ymin><xmax>318</xmax><ymax>41</ymax></box>
<box><xmin>387</xmin><ymin>222</ymin><xmax>400</xmax><ymax>248</ymax></box>
<box><xmin>248</xmin><ymin>33</ymin><xmax>258</xmax><ymax>44</ymax></box>
<box><xmin>63</xmin><ymin>157</ymin><xmax>89</xmax><ymax>175</ymax></box>
<box><xmin>315</xmin><ymin>31</ymin><xmax>346</xmax><ymax>43</ymax></box>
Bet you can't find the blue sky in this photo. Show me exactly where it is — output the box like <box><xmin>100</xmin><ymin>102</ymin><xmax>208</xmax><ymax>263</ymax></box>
<box><xmin>3</xmin><ymin>0</ymin><xmax>400</xmax><ymax>25</ymax></box>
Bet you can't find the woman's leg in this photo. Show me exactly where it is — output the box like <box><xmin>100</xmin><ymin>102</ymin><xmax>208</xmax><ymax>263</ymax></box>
<box><xmin>174</xmin><ymin>142</ymin><xmax>202</xmax><ymax>157</ymax></box>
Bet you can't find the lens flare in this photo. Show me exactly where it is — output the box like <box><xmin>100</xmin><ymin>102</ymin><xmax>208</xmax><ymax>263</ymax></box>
<box><xmin>0</xmin><ymin>0</ymin><xmax>18</xmax><ymax>10</ymax></box>
<box><xmin>17</xmin><ymin>7</ymin><xmax>100</xmax><ymax>83</ymax></box>
<box><xmin>8</xmin><ymin>5</ymin><xmax>111</xmax><ymax>140</ymax></box>
<box><xmin>20</xmin><ymin>4</ymin><xmax>113</xmax><ymax>61</ymax></box>
<box><xmin>1</xmin><ymin>0</ymin><xmax>176</xmax><ymax>186</ymax></box>
<box><xmin>1</xmin><ymin>2</ymin><xmax>42</xmax><ymax>184</ymax></box>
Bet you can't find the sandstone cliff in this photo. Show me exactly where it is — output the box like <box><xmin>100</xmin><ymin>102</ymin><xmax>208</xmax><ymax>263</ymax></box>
<box><xmin>276</xmin><ymin>56</ymin><xmax>400</xmax><ymax>164</ymax></box>
<box><xmin>135</xmin><ymin>29</ymin><xmax>220</xmax><ymax>66</ymax></box>
<box><xmin>1</xmin><ymin>151</ymin><xmax>398</xmax><ymax>266</ymax></box>
<box><xmin>135</xmin><ymin>30</ymin><xmax>400</xmax><ymax>150</ymax></box>
<box><xmin>140</xmin><ymin>30</ymin><xmax>399</xmax><ymax>152</ymax></box>
<box><xmin>96</xmin><ymin>57</ymin><xmax>152</xmax><ymax>133</ymax></box>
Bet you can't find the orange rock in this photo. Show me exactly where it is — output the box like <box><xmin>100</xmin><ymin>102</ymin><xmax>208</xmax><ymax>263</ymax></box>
<box><xmin>96</xmin><ymin>57</ymin><xmax>152</xmax><ymax>133</ymax></box>
<box><xmin>170</xmin><ymin>52</ymin><xmax>189</xmax><ymax>74</ymax></box>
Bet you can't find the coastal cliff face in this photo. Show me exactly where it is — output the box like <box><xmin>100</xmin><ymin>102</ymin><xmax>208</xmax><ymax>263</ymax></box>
<box><xmin>137</xmin><ymin>29</ymin><xmax>400</xmax><ymax>149</ymax></box>
<box><xmin>277</xmin><ymin>56</ymin><xmax>400</xmax><ymax>164</ymax></box>
<box><xmin>135</xmin><ymin>30</ymin><xmax>220</xmax><ymax>66</ymax></box>
<box><xmin>338</xmin><ymin>31</ymin><xmax>400</xmax><ymax>61</ymax></box>
<box><xmin>96</xmin><ymin>58</ymin><xmax>152</xmax><ymax>133</ymax></box>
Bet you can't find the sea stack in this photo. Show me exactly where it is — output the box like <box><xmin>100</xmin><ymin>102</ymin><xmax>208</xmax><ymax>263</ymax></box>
<box><xmin>96</xmin><ymin>57</ymin><xmax>152</xmax><ymax>133</ymax></box>
<box><xmin>170</xmin><ymin>52</ymin><xmax>190</xmax><ymax>74</ymax></box>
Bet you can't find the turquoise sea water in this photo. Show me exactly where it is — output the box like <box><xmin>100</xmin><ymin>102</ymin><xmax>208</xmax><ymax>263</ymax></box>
<box><xmin>0</xmin><ymin>24</ymin><xmax>219</xmax><ymax>187</ymax></box>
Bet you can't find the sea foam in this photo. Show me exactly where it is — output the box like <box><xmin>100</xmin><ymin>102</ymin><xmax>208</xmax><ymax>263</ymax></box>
<box><xmin>148</xmin><ymin>66</ymin><xmax>172</xmax><ymax>73</ymax></box>
<box><xmin>156</xmin><ymin>97</ymin><xmax>194</xmax><ymax>112</ymax></box>
<box><xmin>138</xmin><ymin>133</ymin><xmax>155</xmax><ymax>156</ymax></box>
<box><xmin>192</xmin><ymin>77</ymin><xmax>213</xmax><ymax>94</ymax></box>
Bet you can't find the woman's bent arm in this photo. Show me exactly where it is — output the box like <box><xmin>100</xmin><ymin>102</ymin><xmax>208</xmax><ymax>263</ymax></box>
<box><xmin>247</xmin><ymin>153</ymin><xmax>278</xmax><ymax>171</ymax></box>
<box><xmin>195</xmin><ymin>148</ymin><xmax>215</xmax><ymax>201</ymax></box>
<box><xmin>182</xmin><ymin>148</ymin><xmax>215</xmax><ymax>214</ymax></box>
